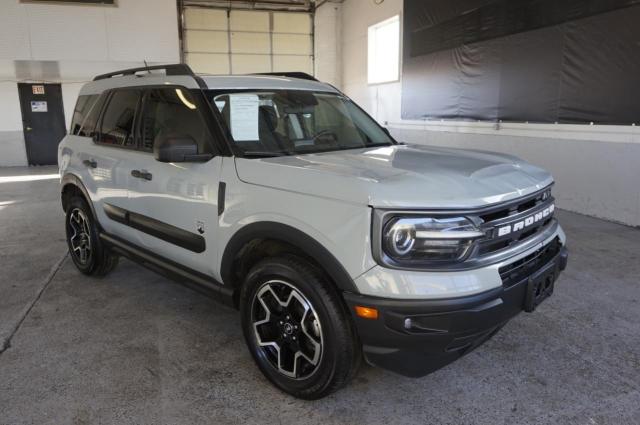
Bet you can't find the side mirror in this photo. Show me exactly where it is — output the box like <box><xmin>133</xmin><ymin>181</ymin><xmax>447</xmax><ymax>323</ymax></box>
<box><xmin>153</xmin><ymin>134</ymin><xmax>212</xmax><ymax>163</ymax></box>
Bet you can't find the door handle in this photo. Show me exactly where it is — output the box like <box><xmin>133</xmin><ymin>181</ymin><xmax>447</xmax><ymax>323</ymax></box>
<box><xmin>83</xmin><ymin>159</ymin><xmax>97</xmax><ymax>168</ymax></box>
<box><xmin>25</xmin><ymin>126</ymin><xmax>33</xmax><ymax>132</ymax></box>
<box><xmin>131</xmin><ymin>170</ymin><xmax>152</xmax><ymax>181</ymax></box>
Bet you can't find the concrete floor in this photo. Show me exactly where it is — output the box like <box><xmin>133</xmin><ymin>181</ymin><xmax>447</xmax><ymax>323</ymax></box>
<box><xmin>0</xmin><ymin>166</ymin><xmax>639</xmax><ymax>425</ymax></box>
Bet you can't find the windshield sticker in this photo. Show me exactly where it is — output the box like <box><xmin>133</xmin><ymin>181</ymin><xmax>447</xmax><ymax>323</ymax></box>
<box><xmin>230</xmin><ymin>94</ymin><xmax>259</xmax><ymax>141</ymax></box>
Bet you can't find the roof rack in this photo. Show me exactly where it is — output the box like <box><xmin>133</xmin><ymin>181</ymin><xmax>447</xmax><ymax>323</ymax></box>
<box><xmin>253</xmin><ymin>72</ymin><xmax>318</xmax><ymax>82</ymax></box>
<box><xmin>93</xmin><ymin>64</ymin><xmax>196</xmax><ymax>81</ymax></box>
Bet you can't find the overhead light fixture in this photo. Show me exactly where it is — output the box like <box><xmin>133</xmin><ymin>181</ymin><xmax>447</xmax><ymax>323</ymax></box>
<box><xmin>175</xmin><ymin>88</ymin><xmax>196</xmax><ymax>110</ymax></box>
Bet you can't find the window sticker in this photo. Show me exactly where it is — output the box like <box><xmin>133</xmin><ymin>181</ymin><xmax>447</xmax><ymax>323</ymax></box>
<box><xmin>30</xmin><ymin>101</ymin><xmax>48</xmax><ymax>112</ymax></box>
<box><xmin>229</xmin><ymin>94</ymin><xmax>259</xmax><ymax>141</ymax></box>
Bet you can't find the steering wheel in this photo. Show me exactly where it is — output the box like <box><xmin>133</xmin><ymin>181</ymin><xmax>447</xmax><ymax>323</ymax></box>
<box><xmin>312</xmin><ymin>130</ymin><xmax>338</xmax><ymax>145</ymax></box>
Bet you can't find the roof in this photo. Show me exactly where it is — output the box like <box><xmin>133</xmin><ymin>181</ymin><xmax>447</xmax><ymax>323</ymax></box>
<box><xmin>79</xmin><ymin>72</ymin><xmax>338</xmax><ymax>96</ymax></box>
<box><xmin>200</xmin><ymin>75</ymin><xmax>338</xmax><ymax>93</ymax></box>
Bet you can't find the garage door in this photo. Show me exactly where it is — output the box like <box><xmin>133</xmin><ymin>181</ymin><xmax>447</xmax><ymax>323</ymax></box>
<box><xmin>183</xmin><ymin>7</ymin><xmax>313</xmax><ymax>75</ymax></box>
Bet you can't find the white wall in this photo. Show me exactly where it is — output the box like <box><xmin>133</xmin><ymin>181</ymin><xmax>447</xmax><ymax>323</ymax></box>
<box><xmin>0</xmin><ymin>82</ymin><xmax>28</xmax><ymax>165</ymax></box>
<box><xmin>314</xmin><ymin>1</ymin><xmax>342</xmax><ymax>87</ymax></box>
<box><xmin>0</xmin><ymin>0</ymin><xmax>180</xmax><ymax>166</ymax></box>
<box><xmin>329</xmin><ymin>0</ymin><xmax>640</xmax><ymax>227</ymax></box>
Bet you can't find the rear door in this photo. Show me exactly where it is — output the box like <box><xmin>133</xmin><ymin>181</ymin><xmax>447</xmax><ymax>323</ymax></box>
<box><xmin>87</xmin><ymin>89</ymin><xmax>143</xmax><ymax>240</ymax></box>
<box><xmin>61</xmin><ymin>91</ymin><xmax>106</xmax><ymax>206</ymax></box>
<box><xmin>125</xmin><ymin>87</ymin><xmax>222</xmax><ymax>276</ymax></box>
<box><xmin>18</xmin><ymin>83</ymin><xmax>67</xmax><ymax>165</ymax></box>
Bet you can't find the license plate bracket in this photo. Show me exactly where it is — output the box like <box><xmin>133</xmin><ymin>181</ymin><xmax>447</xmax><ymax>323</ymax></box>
<box><xmin>524</xmin><ymin>261</ymin><xmax>556</xmax><ymax>312</ymax></box>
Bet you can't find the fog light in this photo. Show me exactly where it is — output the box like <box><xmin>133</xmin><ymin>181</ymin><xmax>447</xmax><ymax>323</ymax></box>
<box><xmin>404</xmin><ymin>317</ymin><xmax>412</xmax><ymax>330</ymax></box>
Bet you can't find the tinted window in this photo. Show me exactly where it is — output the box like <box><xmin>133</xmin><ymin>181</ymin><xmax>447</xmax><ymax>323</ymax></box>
<box><xmin>77</xmin><ymin>93</ymin><xmax>107</xmax><ymax>138</ymax></box>
<box><xmin>140</xmin><ymin>88</ymin><xmax>212</xmax><ymax>153</ymax></box>
<box><xmin>70</xmin><ymin>94</ymin><xmax>98</xmax><ymax>135</ymax></box>
<box><xmin>98</xmin><ymin>89</ymin><xmax>141</xmax><ymax>147</ymax></box>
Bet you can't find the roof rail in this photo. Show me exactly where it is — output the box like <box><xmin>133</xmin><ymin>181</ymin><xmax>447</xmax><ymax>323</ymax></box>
<box><xmin>93</xmin><ymin>63</ymin><xmax>196</xmax><ymax>81</ymax></box>
<box><xmin>253</xmin><ymin>72</ymin><xmax>318</xmax><ymax>82</ymax></box>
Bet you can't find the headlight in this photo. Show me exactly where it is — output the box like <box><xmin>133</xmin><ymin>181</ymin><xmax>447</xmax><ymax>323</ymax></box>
<box><xmin>382</xmin><ymin>216</ymin><xmax>485</xmax><ymax>264</ymax></box>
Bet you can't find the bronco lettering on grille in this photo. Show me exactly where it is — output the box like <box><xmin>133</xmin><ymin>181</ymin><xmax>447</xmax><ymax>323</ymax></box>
<box><xmin>497</xmin><ymin>204</ymin><xmax>555</xmax><ymax>237</ymax></box>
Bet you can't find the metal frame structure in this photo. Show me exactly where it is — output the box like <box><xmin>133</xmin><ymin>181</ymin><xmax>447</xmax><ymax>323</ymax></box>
<box><xmin>183</xmin><ymin>1</ymin><xmax>313</xmax><ymax>12</ymax></box>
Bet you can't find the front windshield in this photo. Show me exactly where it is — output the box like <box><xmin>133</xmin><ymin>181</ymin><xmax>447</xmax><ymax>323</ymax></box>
<box><xmin>206</xmin><ymin>90</ymin><xmax>395</xmax><ymax>157</ymax></box>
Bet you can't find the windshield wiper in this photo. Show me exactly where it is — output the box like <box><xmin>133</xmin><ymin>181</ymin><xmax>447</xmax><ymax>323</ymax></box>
<box><xmin>364</xmin><ymin>143</ymin><xmax>393</xmax><ymax>148</ymax></box>
<box><xmin>242</xmin><ymin>151</ymin><xmax>292</xmax><ymax>158</ymax></box>
<box><xmin>329</xmin><ymin>143</ymin><xmax>392</xmax><ymax>152</ymax></box>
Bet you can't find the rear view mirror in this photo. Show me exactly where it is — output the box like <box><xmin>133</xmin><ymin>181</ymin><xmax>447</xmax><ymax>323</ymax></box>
<box><xmin>153</xmin><ymin>134</ymin><xmax>212</xmax><ymax>163</ymax></box>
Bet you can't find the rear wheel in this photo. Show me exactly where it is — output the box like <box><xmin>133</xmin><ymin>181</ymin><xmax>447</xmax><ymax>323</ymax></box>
<box><xmin>65</xmin><ymin>196</ymin><xmax>118</xmax><ymax>276</ymax></box>
<box><xmin>240</xmin><ymin>255</ymin><xmax>360</xmax><ymax>399</ymax></box>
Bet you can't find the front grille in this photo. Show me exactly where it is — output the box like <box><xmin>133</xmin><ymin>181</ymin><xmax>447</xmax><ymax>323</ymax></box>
<box><xmin>478</xmin><ymin>196</ymin><xmax>540</xmax><ymax>223</ymax></box>
<box><xmin>474</xmin><ymin>188</ymin><xmax>555</xmax><ymax>257</ymax></box>
<box><xmin>499</xmin><ymin>237</ymin><xmax>561</xmax><ymax>288</ymax></box>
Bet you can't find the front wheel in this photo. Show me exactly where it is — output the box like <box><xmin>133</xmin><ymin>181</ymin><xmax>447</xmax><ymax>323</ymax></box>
<box><xmin>240</xmin><ymin>255</ymin><xmax>361</xmax><ymax>399</ymax></box>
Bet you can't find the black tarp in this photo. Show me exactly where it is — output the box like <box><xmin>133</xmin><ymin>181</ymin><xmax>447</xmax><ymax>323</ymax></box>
<box><xmin>401</xmin><ymin>0</ymin><xmax>640</xmax><ymax>124</ymax></box>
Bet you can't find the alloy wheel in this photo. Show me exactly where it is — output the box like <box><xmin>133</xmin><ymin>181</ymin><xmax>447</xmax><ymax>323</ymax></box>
<box><xmin>251</xmin><ymin>280</ymin><xmax>323</xmax><ymax>380</ymax></box>
<box><xmin>68</xmin><ymin>208</ymin><xmax>92</xmax><ymax>265</ymax></box>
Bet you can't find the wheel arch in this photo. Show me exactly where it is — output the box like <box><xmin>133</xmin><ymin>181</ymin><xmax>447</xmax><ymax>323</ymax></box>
<box><xmin>221</xmin><ymin>222</ymin><xmax>360</xmax><ymax>297</ymax></box>
<box><xmin>60</xmin><ymin>174</ymin><xmax>96</xmax><ymax>219</ymax></box>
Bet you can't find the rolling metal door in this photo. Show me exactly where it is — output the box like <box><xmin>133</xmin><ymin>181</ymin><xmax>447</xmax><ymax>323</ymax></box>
<box><xmin>183</xmin><ymin>7</ymin><xmax>313</xmax><ymax>75</ymax></box>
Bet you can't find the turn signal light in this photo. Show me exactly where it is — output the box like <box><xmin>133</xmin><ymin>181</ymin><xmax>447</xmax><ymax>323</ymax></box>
<box><xmin>355</xmin><ymin>305</ymin><xmax>378</xmax><ymax>320</ymax></box>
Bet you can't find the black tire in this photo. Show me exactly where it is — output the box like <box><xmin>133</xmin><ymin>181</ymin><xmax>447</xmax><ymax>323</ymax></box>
<box><xmin>240</xmin><ymin>255</ymin><xmax>361</xmax><ymax>399</ymax></box>
<box><xmin>65</xmin><ymin>196</ymin><xmax>119</xmax><ymax>277</ymax></box>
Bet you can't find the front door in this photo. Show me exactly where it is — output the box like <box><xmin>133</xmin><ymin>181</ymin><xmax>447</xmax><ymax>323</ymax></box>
<box><xmin>126</xmin><ymin>87</ymin><xmax>222</xmax><ymax>276</ymax></box>
<box><xmin>17</xmin><ymin>83</ymin><xmax>67</xmax><ymax>165</ymax></box>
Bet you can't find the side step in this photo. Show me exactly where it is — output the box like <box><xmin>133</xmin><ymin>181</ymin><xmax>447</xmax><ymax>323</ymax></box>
<box><xmin>100</xmin><ymin>232</ymin><xmax>236</xmax><ymax>308</ymax></box>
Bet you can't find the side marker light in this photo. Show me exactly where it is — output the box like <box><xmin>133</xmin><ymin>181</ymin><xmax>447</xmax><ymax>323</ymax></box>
<box><xmin>355</xmin><ymin>306</ymin><xmax>379</xmax><ymax>320</ymax></box>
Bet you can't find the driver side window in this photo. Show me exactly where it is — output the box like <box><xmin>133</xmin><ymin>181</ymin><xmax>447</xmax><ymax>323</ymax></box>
<box><xmin>140</xmin><ymin>88</ymin><xmax>212</xmax><ymax>154</ymax></box>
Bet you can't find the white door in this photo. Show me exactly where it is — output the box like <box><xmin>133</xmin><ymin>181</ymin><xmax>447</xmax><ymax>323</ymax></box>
<box><xmin>125</xmin><ymin>87</ymin><xmax>223</xmax><ymax>276</ymax></box>
<box><xmin>85</xmin><ymin>89</ymin><xmax>142</xmax><ymax>242</ymax></box>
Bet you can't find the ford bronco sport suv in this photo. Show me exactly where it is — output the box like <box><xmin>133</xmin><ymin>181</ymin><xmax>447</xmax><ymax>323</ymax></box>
<box><xmin>59</xmin><ymin>64</ymin><xmax>568</xmax><ymax>399</ymax></box>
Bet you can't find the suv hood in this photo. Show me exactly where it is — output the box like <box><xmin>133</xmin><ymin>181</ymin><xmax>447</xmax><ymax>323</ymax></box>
<box><xmin>234</xmin><ymin>144</ymin><xmax>554</xmax><ymax>208</ymax></box>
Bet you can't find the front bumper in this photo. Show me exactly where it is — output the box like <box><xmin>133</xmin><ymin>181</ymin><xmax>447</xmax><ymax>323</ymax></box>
<box><xmin>343</xmin><ymin>242</ymin><xmax>568</xmax><ymax>377</ymax></box>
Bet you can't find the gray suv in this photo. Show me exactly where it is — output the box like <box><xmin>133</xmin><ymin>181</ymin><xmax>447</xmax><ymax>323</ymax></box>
<box><xmin>59</xmin><ymin>64</ymin><xmax>568</xmax><ymax>399</ymax></box>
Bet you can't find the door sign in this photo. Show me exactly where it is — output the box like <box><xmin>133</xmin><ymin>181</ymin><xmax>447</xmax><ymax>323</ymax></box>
<box><xmin>30</xmin><ymin>101</ymin><xmax>48</xmax><ymax>113</ymax></box>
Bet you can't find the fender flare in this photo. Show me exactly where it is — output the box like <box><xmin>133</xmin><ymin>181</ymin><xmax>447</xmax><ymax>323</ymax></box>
<box><xmin>220</xmin><ymin>221</ymin><xmax>359</xmax><ymax>294</ymax></box>
<box><xmin>60</xmin><ymin>173</ymin><xmax>97</xmax><ymax>219</ymax></box>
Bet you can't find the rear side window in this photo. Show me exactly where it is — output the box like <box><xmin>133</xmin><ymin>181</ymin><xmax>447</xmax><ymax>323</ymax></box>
<box><xmin>76</xmin><ymin>93</ymin><xmax>107</xmax><ymax>138</ymax></box>
<box><xmin>98</xmin><ymin>89</ymin><xmax>141</xmax><ymax>148</ymax></box>
<box><xmin>70</xmin><ymin>94</ymin><xmax>98</xmax><ymax>135</ymax></box>
<box><xmin>140</xmin><ymin>88</ymin><xmax>212</xmax><ymax>154</ymax></box>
